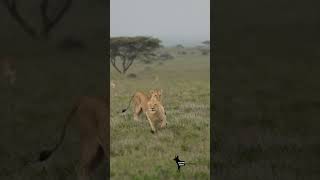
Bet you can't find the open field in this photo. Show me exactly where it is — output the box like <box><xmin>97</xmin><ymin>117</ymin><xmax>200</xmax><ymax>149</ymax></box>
<box><xmin>110</xmin><ymin>49</ymin><xmax>210</xmax><ymax>179</ymax></box>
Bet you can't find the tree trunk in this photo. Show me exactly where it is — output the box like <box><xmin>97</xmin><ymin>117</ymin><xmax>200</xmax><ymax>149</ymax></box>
<box><xmin>123</xmin><ymin>58</ymin><xmax>134</xmax><ymax>74</ymax></box>
<box><xmin>111</xmin><ymin>57</ymin><xmax>135</xmax><ymax>75</ymax></box>
<box><xmin>110</xmin><ymin>58</ymin><xmax>122</xmax><ymax>74</ymax></box>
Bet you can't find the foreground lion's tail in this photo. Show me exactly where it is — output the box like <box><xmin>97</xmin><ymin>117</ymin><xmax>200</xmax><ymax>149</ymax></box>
<box><xmin>121</xmin><ymin>94</ymin><xmax>135</xmax><ymax>113</ymax></box>
<box><xmin>38</xmin><ymin>100</ymin><xmax>80</xmax><ymax>162</ymax></box>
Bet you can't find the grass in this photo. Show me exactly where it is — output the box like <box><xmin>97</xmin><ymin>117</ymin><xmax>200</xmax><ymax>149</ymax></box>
<box><xmin>110</xmin><ymin>49</ymin><xmax>210</xmax><ymax>179</ymax></box>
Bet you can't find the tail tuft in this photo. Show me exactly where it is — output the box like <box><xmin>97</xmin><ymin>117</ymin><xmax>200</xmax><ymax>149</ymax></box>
<box><xmin>122</xmin><ymin>109</ymin><xmax>127</xmax><ymax>113</ymax></box>
<box><xmin>39</xmin><ymin>150</ymin><xmax>53</xmax><ymax>162</ymax></box>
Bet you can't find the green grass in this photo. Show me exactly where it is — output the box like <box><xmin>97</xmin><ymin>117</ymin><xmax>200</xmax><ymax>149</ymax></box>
<box><xmin>110</xmin><ymin>51</ymin><xmax>210</xmax><ymax>179</ymax></box>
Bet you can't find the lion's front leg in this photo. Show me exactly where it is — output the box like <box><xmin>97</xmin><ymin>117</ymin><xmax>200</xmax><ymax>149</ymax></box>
<box><xmin>145</xmin><ymin>113</ymin><xmax>156</xmax><ymax>133</ymax></box>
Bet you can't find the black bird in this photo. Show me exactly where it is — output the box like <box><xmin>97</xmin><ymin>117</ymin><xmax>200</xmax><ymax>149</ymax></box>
<box><xmin>173</xmin><ymin>155</ymin><xmax>185</xmax><ymax>172</ymax></box>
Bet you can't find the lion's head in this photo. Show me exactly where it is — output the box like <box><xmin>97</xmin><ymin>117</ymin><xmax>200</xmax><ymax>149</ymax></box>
<box><xmin>149</xmin><ymin>89</ymin><xmax>162</xmax><ymax>102</ymax></box>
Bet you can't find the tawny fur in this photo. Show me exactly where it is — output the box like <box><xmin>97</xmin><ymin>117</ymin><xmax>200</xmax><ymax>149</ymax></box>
<box><xmin>146</xmin><ymin>97</ymin><xmax>167</xmax><ymax>131</ymax></box>
<box><xmin>122</xmin><ymin>89</ymin><xmax>167</xmax><ymax>133</ymax></box>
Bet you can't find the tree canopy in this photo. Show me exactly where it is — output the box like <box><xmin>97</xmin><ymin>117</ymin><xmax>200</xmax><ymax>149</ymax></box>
<box><xmin>110</xmin><ymin>36</ymin><xmax>161</xmax><ymax>74</ymax></box>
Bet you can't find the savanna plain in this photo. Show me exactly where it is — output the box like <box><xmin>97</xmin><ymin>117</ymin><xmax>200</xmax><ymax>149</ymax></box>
<box><xmin>110</xmin><ymin>47</ymin><xmax>210</xmax><ymax>180</ymax></box>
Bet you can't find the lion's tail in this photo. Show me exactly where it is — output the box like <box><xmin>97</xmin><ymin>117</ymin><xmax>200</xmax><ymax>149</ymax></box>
<box><xmin>121</xmin><ymin>94</ymin><xmax>135</xmax><ymax>113</ymax></box>
<box><xmin>38</xmin><ymin>100</ymin><xmax>80</xmax><ymax>162</ymax></box>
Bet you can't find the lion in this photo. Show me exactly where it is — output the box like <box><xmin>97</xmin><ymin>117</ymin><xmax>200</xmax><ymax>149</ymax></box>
<box><xmin>146</xmin><ymin>97</ymin><xmax>167</xmax><ymax>132</ymax></box>
<box><xmin>122</xmin><ymin>89</ymin><xmax>167</xmax><ymax>133</ymax></box>
<box><xmin>38</xmin><ymin>96</ymin><xmax>109</xmax><ymax>180</ymax></box>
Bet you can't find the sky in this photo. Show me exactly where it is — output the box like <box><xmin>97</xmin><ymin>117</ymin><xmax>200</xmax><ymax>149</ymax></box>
<box><xmin>111</xmin><ymin>0</ymin><xmax>210</xmax><ymax>47</ymax></box>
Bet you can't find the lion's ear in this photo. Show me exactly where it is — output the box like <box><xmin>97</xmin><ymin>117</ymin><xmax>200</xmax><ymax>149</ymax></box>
<box><xmin>149</xmin><ymin>90</ymin><xmax>154</xmax><ymax>94</ymax></box>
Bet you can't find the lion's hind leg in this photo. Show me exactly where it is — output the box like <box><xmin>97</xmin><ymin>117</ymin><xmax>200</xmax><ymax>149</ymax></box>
<box><xmin>133</xmin><ymin>105</ymin><xmax>142</xmax><ymax>121</ymax></box>
<box><xmin>78</xmin><ymin>138</ymin><xmax>101</xmax><ymax>180</ymax></box>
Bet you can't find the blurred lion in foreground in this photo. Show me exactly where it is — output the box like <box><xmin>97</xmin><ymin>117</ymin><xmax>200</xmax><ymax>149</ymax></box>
<box><xmin>122</xmin><ymin>89</ymin><xmax>167</xmax><ymax>133</ymax></box>
<box><xmin>39</xmin><ymin>96</ymin><xmax>109</xmax><ymax>180</ymax></box>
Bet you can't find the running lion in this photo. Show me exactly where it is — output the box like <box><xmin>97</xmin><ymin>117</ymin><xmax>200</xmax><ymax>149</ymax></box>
<box><xmin>122</xmin><ymin>89</ymin><xmax>167</xmax><ymax>133</ymax></box>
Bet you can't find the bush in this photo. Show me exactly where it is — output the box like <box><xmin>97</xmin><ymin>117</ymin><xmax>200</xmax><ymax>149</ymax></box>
<box><xmin>127</xmin><ymin>73</ymin><xmax>137</xmax><ymax>78</ymax></box>
<box><xmin>158</xmin><ymin>52</ymin><xmax>174</xmax><ymax>60</ymax></box>
<box><xmin>178</xmin><ymin>51</ymin><xmax>187</xmax><ymax>55</ymax></box>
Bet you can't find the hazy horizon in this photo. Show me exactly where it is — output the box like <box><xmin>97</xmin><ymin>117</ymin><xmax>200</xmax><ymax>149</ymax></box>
<box><xmin>111</xmin><ymin>0</ymin><xmax>210</xmax><ymax>47</ymax></box>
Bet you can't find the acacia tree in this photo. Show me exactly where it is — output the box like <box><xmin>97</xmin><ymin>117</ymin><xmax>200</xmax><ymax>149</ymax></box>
<box><xmin>110</xmin><ymin>36</ymin><xmax>161</xmax><ymax>74</ymax></box>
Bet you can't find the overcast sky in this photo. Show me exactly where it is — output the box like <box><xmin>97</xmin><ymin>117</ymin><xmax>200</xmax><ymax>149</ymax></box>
<box><xmin>111</xmin><ymin>0</ymin><xmax>210</xmax><ymax>46</ymax></box>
